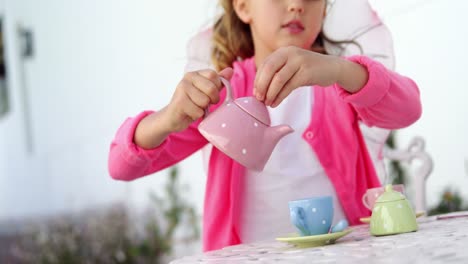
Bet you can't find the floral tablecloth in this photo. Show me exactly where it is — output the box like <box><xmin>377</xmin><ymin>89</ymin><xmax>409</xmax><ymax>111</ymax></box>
<box><xmin>170</xmin><ymin>212</ymin><xmax>468</xmax><ymax>264</ymax></box>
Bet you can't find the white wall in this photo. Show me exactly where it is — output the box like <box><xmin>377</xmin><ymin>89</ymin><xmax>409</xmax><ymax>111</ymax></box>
<box><xmin>0</xmin><ymin>0</ymin><xmax>215</xmax><ymax>221</ymax></box>
<box><xmin>0</xmin><ymin>0</ymin><xmax>467</xmax><ymax>242</ymax></box>
<box><xmin>370</xmin><ymin>0</ymin><xmax>468</xmax><ymax>206</ymax></box>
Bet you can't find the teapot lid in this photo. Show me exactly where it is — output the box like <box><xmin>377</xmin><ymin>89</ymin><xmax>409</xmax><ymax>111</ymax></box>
<box><xmin>234</xmin><ymin>97</ymin><xmax>271</xmax><ymax>125</ymax></box>
<box><xmin>376</xmin><ymin>185</ymin><xmax>406</xmax><ymax>203</ymax></box>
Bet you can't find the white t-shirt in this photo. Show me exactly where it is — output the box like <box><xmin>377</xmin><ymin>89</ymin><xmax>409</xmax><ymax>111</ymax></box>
<box><xmin>239</xmin><ymin>86</ymin><xmax>346</xmax><ymax>243</ymax></box>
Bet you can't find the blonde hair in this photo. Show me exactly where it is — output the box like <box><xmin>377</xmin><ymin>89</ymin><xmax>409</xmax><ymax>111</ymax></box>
<box><xmin>211</xmin><ymin>0</ymin><xmax>326</xmax><ymax>71</ymax></box>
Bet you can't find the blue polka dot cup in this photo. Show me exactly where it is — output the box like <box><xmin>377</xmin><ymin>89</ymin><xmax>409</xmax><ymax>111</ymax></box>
<box><xmin>289</xmin><ymin>196</ymin><xmax>333</xmax><ymax>236</ymax></box>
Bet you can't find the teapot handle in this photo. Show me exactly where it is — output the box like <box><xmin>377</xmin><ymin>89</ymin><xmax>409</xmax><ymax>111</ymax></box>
<box><xmin>362</xmin><ymin>193</ymin><xmax>372</xmax><ymax>210</ymax></box>
<box><xmin>203</xmin><ymin>77</ymin><xmax>234</xmax><ymax>118</ymax></box>
<box><xmin>290</xmin><ymin>207</ymin><xmax>310</xmax><ymax>236</ymax></box>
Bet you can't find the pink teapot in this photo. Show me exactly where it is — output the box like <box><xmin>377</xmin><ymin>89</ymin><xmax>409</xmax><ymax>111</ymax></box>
<box><xmin>198</xmin><ymin>77</ymin><xmax>294</xmax><ymax>171</ymax></box>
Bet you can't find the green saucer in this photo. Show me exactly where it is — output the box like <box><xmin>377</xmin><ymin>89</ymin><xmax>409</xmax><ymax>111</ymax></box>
<box><xmin>276</xmin><ymin>229</ymin><xmax>353</xmax><ymax>248</ymax></box>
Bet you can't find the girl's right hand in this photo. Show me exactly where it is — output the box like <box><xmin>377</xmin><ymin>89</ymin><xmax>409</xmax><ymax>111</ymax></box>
<box><xmin>164</xmin><ymin>68</ymin><xmax>233</xmax><ymax>132</ymax></box>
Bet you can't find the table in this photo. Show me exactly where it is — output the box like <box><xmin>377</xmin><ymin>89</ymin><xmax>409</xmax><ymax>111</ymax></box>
<box><xmin>170</xmin><ymin>212</ymin><xmax>468</xmax><ymax>263</ymax></box>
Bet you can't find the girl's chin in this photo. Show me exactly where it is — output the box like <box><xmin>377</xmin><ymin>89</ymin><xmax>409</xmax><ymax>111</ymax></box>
<box><xmin>276</xmin><ymin>37</ymin><xmax>313</xmax><ymax>49</ymax></box>
<box><xmin>277</xmin><ymin>41</ymin><xmax>312</xmax><ymax>50</ymax></box>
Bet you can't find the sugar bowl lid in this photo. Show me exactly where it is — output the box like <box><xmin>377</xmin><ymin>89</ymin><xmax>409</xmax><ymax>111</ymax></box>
<box><xmin>376</xmin><ymin>184</ymin><xmax>406</xmax><ymax>203</ymax></box>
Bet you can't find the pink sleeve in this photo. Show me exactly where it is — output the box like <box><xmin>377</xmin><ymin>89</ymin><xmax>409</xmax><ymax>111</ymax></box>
<box><xmin>108</xmin><ymin>111</ymin><xmax>208</xmax><ymax>181</ymax></box>
<box><xmin>334</xmin><ymin>55</ymin><xmax>422</xmax><ymax>129</ymax></box>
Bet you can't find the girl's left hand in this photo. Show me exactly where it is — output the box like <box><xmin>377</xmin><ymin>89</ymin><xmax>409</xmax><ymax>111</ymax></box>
<box><xmin>254</xmin><ymin>46</ymin><xmax>342</xmax><ymax>107</ymax></box>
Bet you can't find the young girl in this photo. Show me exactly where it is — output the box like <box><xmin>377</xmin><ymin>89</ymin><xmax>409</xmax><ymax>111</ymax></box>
<box><xmin>108</xmin><ymin>0</ymin><xmax>422</xmax><ymax>251</ymax></box>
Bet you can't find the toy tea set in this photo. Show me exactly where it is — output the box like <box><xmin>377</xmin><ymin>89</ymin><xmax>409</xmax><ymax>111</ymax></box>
<box><xmin>198</xmin><ymin>77</ymin><xmax>294</xmax><ymax>171</ymax></box>
<box><xmin>277</xmin><ymin>196</ymin><xmax>352</xmax><ymax>248</ymax></box>
<box><xmin>198</xmin><ymin>78</ymin><xmax>421</xmax><ymax>248</ymax></box>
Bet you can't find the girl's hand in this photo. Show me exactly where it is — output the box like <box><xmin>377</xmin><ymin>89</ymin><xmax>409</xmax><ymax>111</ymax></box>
<box><xmin>254</xmin><ymin>46</ymin><xmax>342</xmax><ymax>107</ymax></box>
<box><xmin>164</xmin><ymin>68</ymin><xmax>233</xmax><ymax>132</ymax></box>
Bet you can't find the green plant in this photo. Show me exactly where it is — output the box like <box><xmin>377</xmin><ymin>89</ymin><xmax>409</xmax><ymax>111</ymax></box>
<box><xmin>428</xmin><ymin>187</ymin><xmax>468</xmax><ymax>216</ymax></box>
<box><xmin>10</xmin><ymin>166</ymin><xmax>199</xmax><ymax>264</ymax></box>
<box><xmin>128</xmin><ymin>166</ymin><xmax>199</xmax><ymax>261</ymax></box>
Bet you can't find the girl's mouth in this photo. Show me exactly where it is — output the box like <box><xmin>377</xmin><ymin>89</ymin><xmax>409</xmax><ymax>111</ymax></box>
<box><xmin>282</xmin><ymin>20</ymin><xmax>305</xmax><ymax>34</ymax></box>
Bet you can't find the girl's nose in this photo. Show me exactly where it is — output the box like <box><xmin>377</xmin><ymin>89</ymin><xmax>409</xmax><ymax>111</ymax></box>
<box><xmin>288</xmin><ymin>0</ymin><xmax>304</xmax><ymax>13</ymax></box>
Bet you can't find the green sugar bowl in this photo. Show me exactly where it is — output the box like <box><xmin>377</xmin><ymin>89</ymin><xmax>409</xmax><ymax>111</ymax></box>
<box><xmin>370</xmin><ymin>184</ymin><xmax>418</xmax><ymax>236</ymax></box>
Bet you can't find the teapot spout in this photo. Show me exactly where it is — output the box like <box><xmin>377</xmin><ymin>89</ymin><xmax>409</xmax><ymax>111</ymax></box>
<box><xmin>246</xmin><ymin>124</ymin><xmax>294</xmax><ymax>171</ymax></box>
<box><xmin>268</xmin><ymin>125</ymin><xmax>294</xmax><ymax>144</ymax></box>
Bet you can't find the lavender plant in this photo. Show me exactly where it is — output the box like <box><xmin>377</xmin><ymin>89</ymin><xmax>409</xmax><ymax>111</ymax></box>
<box><xmin>10</xmin><ymin>166</ymin><xmax>199</xmax><ymax>264</ymax></box>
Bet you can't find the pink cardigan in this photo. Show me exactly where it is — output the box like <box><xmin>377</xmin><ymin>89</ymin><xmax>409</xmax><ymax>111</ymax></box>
<box><xmin>108</xmin><ymin>55</ymin><xmax>421</xmax><ymax>251</ymax></box>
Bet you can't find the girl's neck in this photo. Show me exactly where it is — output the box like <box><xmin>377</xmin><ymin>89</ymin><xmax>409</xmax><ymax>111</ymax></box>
<box><xmin>253</xmin><ymin>46</ymin><xmax>273</xmax><ymax>72</ymax></box>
